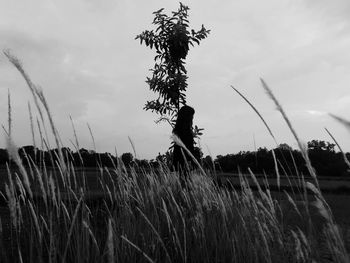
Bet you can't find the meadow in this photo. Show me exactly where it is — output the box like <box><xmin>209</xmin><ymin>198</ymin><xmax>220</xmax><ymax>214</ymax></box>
<box><xmin>1</xmin><ymin>51</ymin><xmax>350</xmax><ymax>262</ymax></box>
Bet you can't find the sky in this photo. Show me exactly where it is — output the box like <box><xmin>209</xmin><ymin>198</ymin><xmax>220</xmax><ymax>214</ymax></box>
<box><xmin>1</xmin><ymin>0</ymin><xmax>350</xmax><ymax>159</ymax></box>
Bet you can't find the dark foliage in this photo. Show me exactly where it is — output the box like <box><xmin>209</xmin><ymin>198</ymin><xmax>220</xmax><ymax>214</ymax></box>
<box><xmin>214</xmin><ymin>141</ymin><xmax>350</xmax><ymax>177</ymax></box>
<box><xmin>136</xmin><ymin>2</ymin><xmax>210</xmax><ymax>123</ymax></box>
<box><xmin>3</xmin><ymin>145</ymin><xmax>119</xmax><ymax>168</ymax></box>
<box><xmin>121</xmin><ymin>152</ymin><xmax>133</xmax><ymax>167</ymax></box>
<box><xmin>1</xmin><ymin>140</ymin><xmax>348</xmax><ymax>177</ymax></box>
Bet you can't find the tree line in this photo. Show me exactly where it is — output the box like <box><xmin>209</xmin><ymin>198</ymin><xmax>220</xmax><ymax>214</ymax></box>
<box><xmin>0</xmin><ymin>146</ymin><xmax>147</xmax><ymax>169</ymax></box>
<box><xmin>0</xmin><ymin>140</ymin><xmax>349</xmax><ymax>177</ymax></box>
<box><xmin>212</xmin><ymin>140</ymin><xmax>350</xmax><ymax>177</ymax></box>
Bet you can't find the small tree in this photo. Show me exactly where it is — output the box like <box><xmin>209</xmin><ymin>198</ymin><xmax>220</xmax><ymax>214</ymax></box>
<box><xmin>307</xmin><ymin>140</ymin><xmax>335</xmax><ymax>152</ymax></box>
<box><xmin>136</xmin><ymin>3</ymin><xmax>210</xmax><ymax>125</ymax></box>
<box><xmin>121</xmin><ymin>152</ymin><xmax>134</xmax><ymax>167</ymax></box>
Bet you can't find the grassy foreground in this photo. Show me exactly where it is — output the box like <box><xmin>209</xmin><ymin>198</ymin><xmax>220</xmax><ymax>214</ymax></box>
<box><xmin>1</xmin><ymin>51</ymin><xmax>349</xmax><ymax>262</ymax></box>
<box><xmin>2</xmin><ymin>161</ymin><xmax>349</xmax><ymax>263</ymax></box>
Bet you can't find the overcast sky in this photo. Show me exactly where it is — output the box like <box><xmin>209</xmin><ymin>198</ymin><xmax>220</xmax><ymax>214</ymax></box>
<box><xmin>1</xmin><ymin>0</ymin><xmax>350</xmax><ymax>159</ymax></box>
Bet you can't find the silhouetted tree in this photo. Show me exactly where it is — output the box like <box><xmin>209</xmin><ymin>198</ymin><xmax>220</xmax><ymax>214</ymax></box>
<box><xmin>278</xmin><ymin>143</ymin><xmax>293</xmax><ymax>151</ymax></box>
<box><xmin>136</xmin><ymin>3</ymin><xmax>210</xmax><ymax>124</ymax></box>
<box><xmin>136</xmin><ymin>4</ymin><xmax>210</xmax><ymax>164</ymax></box>
<box><xmin>202</xmin><ymin>155</ymin><xmax>213</xmax><ymax>169</ymax></box>
<box><xmin>307</xmin><ymin>140</ymin><xmax>339</xmax><ymax>176</ymax></box>
<box><xmin>156</xmin><ymin>151</ymin><xmax>173</xmax><ymax>168</ymax></box>
<box><xmin>18</xmin><ymin>145</ymin><xmax>37</xmax><ymax>165</ymax></box>
<box><xmin>99</xmin><ymin>152</ymin><xmax>117</xmax><ymax>168</ymax></box>
<box><xmin>308</xmin><ymin>140</ymin><xmax>335</xmax><ymax>152</ymax></box>
<box><xmin>0</xmin><ymin>149</ymin><xmax>8</xmax><ymax>165</ymax></box>
<box><xmin>121</xmin><ymin>152</ymin><xmax>134</xmax><ymax>167</ymax></box>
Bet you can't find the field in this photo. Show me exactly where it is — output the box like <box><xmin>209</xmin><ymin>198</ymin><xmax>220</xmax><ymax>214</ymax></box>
<box><xmin>219</xmin><ymin>173</ymin><xmax>350</xmax><ymax>192</ymax></box>
<box><xmin>0</xmin><ymin>166</ymin><xmax>349</xmax><ymax>262</ymax></box>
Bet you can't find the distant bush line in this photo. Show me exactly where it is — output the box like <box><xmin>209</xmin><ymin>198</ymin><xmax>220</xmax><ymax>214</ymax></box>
<box><xmin>1</xmin><ymin>139</ymin><xmax>349</xmax><ymax>177</ymax></box>
<box><xmin>0</xmin><ymin>146</ymin><xmax>119</xmax><ymax>169</ymax></box>
<box><xmin>212</xmin><ymin>140</ymin><xmax>350</xmax><ymax>178</ymax></box>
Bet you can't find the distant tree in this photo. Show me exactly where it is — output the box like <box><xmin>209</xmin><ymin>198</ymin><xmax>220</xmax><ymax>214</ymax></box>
<box><xmin>99</xmin><ymin>152</ymin><xmax>117</xmax><ymax>168</ymax></box>
<box><xmin>307</xmin><ymin>140</ymin><xmax>335</xmax><ymax>152</ymax></box>
<box><xmin>202</xmin><ymin>155</ymin><xmax>213</xmax><ymax>169</ymax></box>
<box><xmin>61</xmin><ymin>147</ymin><xmax>73</xmax><ymax>164</ymax></box>
<box><xmin>257</xmin><ymin>147</ymin><xmax>268</xmax><ymax>154</ymax></box>
<box><xmin>121</xmin><ymin>152</ymin><xmax>134</xmax><ymax>167</ymax></box>
<box><xmin>136</xmin><ymin>3</ymin><xmax>210</xmax><ymax>124</ymax></box>
<box><xmin>215</xmin><ymin>154</ymin><xmax>236</xmax><ymax>173</ymax></box>
<box><xmin>156</xmin><ymin>152</ymin><xmax>165</xmax><ymax>162</ymax></box>
<box><xmin>278</xmin><ymin>143</ymin><xmax>293</xmax><ymax>151</ymax></box>
<box><xmin>0</xmin><ymin>148</ymin><xmax>9</xmax><ymax>165</ymax></box>
<box><xmin>78</xmin><ymin>148</ymin><xmax>89</xmax><ymax>156</ymax></box>
<box><xmin>139</xmin><ymin>159</ymin><xmax>149</xmax><ymax>167</ymax></box>
<box><xmin>19</xmin><ymin>145</ymin><xmax>37</xmax><ymax>165</ymax></box>
<box><xmin>156</xmin><ymin>151</ymin><xmax>173</xmax><ymax>168</ymax></box>
<box><xmin>307</xmin><ymin>140</ymin><xmax>338</xmax><ymax>176</ymax></box>
<box><xmin>77</xmin><ymin>148</ymin><xmax>95</xmax><ymax>167</ymax></box>
<box><xmin>256</xmin><ymin>147</ymin><xmax>274</xmax><ymax>173</ymax></box>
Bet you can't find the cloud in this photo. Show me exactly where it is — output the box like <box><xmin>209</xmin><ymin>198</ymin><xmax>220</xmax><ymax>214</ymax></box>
<box><xmin>1</xmin><ymin>0</ymin><xmax>350</xmax><ymax>158</ymax></box>
<box><xmin>306</xmin><ymin>110</ymin><xmax>327</xmax><ymax>116</ymax></box>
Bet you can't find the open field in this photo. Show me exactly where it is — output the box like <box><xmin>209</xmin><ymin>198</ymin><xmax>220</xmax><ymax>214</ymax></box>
<box><xmin>1</xmin><ymin>167</ymin><xmax>350</xmax><ymax>197</ymax></box>
<box><xmin>0</xmin><ymin>166</ymin><xmax>349</xmax><ymax>262</ymax></box>
<box><xmin>219</xmin><ymin>173</ymin><xmax>350</xmax><ymax>193</ymax></box>
<box><xmin>1</xmin><ymin>167</ymin><xmax>349</xmax><ymax>220</ymax></box>
<box><xmin>1</xmin><ymin>167</ymin><xmax>350</xmax><ymax>195</ymax></box>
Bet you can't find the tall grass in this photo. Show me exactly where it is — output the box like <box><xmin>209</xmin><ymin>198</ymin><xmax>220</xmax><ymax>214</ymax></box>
<box><xmin>0</xmin><ymin>52</ymin><xmax>349</xmax><ymax>262</ymax></box>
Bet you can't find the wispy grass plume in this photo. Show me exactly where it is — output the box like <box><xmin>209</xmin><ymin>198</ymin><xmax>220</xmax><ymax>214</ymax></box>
<box><xmin>4</xmin><ymin>50</ymin><xmax>66</xmax><ymax>173</ymax></box>
<box><xmin>231</xmin><ymin>85</ymin><xmax>278</xmax><ymax>145</ymax></box>
<box><xmin>260</xmin><ymin>78</ymin><xmax>317</xmax><ymax>181</ymax></box>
